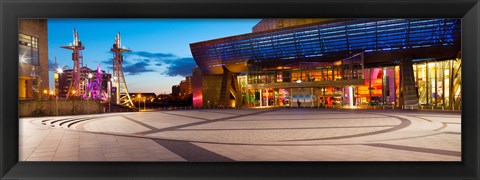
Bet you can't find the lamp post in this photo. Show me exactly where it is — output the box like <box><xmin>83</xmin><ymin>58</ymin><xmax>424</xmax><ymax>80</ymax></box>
<box><xmin>138</xmin><ymin>94</ymin><xmax>141</xmax><ymax>111</ymax></box>
<box><xmin>87</xmin><ymin>73</ymin><xmax>93</xmax><ymax>99</ymax></box>
<box><xmin>55</xmin><ymin>68</ymin><xmax>63</xmax><ymax>116</ymax></box>
<box><xmin>49</xmin><ymin>91</ymin><xmax>57</xmax><ymax>116</ymax></box>
<box><xmin>143</xmin><ymin>98</ymin><xmax>146</xmax><ymax>110</ymax></box>
<box><xmin>55</xmin><ymin>93</ymin><xmax>59</xmax><ymax>116</ymax></box>
<box><xmin>107</xmin><ymin>79</ymin><xmax>111</xmax><ymax>112</ymax></box>
<box><xmin>72</xmin><ymin>90</ymin><xmax>76</xmax><ymax>114</ymax></box>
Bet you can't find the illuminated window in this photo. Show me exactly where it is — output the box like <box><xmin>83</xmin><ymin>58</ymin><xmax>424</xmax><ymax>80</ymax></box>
<box><xmin>19</xmin><ymin>33</ymin><xmax>39</xmax><ymax>65</ymax></box>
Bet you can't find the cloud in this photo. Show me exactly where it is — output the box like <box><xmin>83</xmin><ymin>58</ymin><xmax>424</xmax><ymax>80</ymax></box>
<box><xmin>131</xmin><ymin>51</ymin><xmax>176</xmax><ymax>60</ymax></box>
<box><xmin>122</xmin><ymin>61</ymin><xmax>155</xmax><ymax>75</ymax></box>
<box><xmin>131</xmin><ymin>51</ymin><xmax>195</xmax><ymax>77</ymax></box>
<box><xmin>96</xmin><ymin>51</ymin><xmax>196</xmax><ymax>77</ymax></box>
<box><xmin>100</xmin><ymin>58</ymin><xmax>113</xmax><ymax>65</ymax></box>
<box><xmin>162</xmin><ymin>57</ymin><xmax>196</xmax><ymax>77</ymax></box>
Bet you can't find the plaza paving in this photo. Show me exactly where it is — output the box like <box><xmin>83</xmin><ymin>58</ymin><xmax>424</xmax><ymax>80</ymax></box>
<box><xmin>19</xmin><ymin>108</ymin><xmax>461</xmax><ymax>161</ymax></box>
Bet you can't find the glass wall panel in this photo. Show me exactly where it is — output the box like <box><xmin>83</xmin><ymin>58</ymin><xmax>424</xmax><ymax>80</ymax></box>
<box><xmin>357</xmin><ymin>68</ymin><xmax>371</xmax><ymax>105</ymax></box>
<box><xmin>428</xmin><ymin>62</ymin><xmax>436</xmax><ymax>105</ymax></box>
<box><xmin>444</xmin><ymin>61</ymin><xmax>450</xmax><ymax>107</ymax></box>
<box><xmin>394</xmin><ymin>66</ymin><xmax>400</xmax><ymax>106</ymax></box>
<box><xmin>436</xmin><ymin>61</ymin><xmax>444</xmax><ymax>107</ymax></box>
<box><xmin>385</xmin><ymin>68</ymin><xmax>396</xmax><ymax>105</ymax></box>
<box><xmin>413</xmin><ymin>59</ymin><xmax>460</xmax><ymax>108</ymax></box>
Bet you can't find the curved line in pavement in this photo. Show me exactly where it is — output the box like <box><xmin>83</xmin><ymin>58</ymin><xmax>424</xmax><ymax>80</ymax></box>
<box><xmin>176</xmin><ymin>125</ymin><xmax>395</xmax><ymax>131</ymax></box>
<box><xmin>282</xmin><ymin>113</ymin><xmax>412</xmax><ymax>142</ymax></box>
<box><xmin>75</xmin><ymin>115</ymin><xmax>124</xmax><ymax>131</ymax></box>
<box><xmin>432</xmin><ymin>122</ymin><xmax>448</xmax><ymax>131</ymax></box>
<box><xmin>410</xmin><ymin>116</ymin><xmax>433</xmax><ymax>122</ymax></box>
<box><xmin>28</xmin><ymin>111</ymin><xmax>423</xmax><ymax>146</ymax></box>
<box><xmin>365</xmin><ymin>132</ymin><xmax>446</xmax><ymax>142</ymax></box>
<box><xmin>54</xmin><ymin>127</ymin><xmax>365</xmax><ymax>146</ymax></box>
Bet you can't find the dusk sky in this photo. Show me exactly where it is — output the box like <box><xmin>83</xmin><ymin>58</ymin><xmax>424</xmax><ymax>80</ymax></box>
<box><xmin>48</xmin><ymin>19</ymin><xmax>261</xmax><ymax>95</ymax></box>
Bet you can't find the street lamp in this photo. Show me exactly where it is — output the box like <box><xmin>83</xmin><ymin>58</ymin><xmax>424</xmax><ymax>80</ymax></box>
<box><xmin>43</xmin><ymin>89</ymin><xmax>48</xmax><ymax>99</ymax></box>
<box><xmin>137</xmin><ymin>94</ymin><xmax>141</xmax><ymax>110</ymax></box>
<box><xmin>143</xmin><ymin>98</ymin><xmax>146</xmax><ymax>110</ymax></box>
<box><xmin>50</xmin><ymin>91</ymin><xmax>59</xmax><ymax>116</ymax></box>
<box><xmin>86</xmin><ymin>73</ymin><xmax>93</xmax><ymax>99</ymax></box>
<box><xmin>71</xmin><ymin>90</ymin><xmax>77</xmax><ymax>114</ymax></box>
<box><xmin>56</xmin><ymin>68</ymin><xmax>63</xmax><ymax>74</ymax></box>
<box><xmin>52</xmin><ymin>68</ymin><xmax>63</xmax><ymax>115</ymax></box>
<box><xmin>107</xmin><ymin>79</ymin><xmax>111</xmax><ymax>112</ymax></box>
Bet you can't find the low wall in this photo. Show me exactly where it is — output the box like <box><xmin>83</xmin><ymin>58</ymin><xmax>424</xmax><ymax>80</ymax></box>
<box><xmin>19</xmin><ymin>99</ymin><xmax>104</xmax><ymax>117</ymax></box>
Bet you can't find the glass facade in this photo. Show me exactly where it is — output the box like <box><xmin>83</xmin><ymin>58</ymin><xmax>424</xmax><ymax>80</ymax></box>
<box><xmin>240</xmin><ymin>59</ymin><xmax>461</xmax><ymax>109</ymax></box>
<box><xmin>191</xmin><ymin>18</ymin><xmax>461</xmax><ymax>109</ymax></box>
<box><xmin>247</xmin><ymin>53</ymin><xmax>363</xmax><ymax>85</ymax></box>
<box><xmin>413</xmin><ymin>59</ymin><xmax>461</xmax><ymax>108</ymax></box>
<box><xmin>357</xmin><ymin>66</ymin><xmax>400</xmax><ymax>106</ymax></box>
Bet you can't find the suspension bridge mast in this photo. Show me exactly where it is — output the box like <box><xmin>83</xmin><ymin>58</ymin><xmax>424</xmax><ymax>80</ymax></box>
<box><xmin>111</xmin><ymin>32</ymin><xmax>134</xmax><ymax>107</ymax></box>
<box><xmin>61</xmin><ymin>29</ymin><xmax>84</xmax><ymax>98</ymax></box>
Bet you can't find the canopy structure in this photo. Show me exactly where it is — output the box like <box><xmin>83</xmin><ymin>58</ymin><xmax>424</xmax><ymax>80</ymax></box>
<box><xmin>190</xmin><ymin>18</ymin><xmax>461</xmax><ymax>75</ymax></box>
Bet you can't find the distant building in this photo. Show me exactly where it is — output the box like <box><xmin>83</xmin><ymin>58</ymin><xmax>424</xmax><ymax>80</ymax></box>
<box><xmin>179</xmin><ymin>80</ymin><xmax>187</xmax><ymax>96</ymax></box>
<box><xmin>157</xmin><ymin>93</ymin><xmax>172</xmax><ymax>102</ymax></box>
<box><xmin>171</xmin><ymin>85</ymin><xmax>181</xmax><ymax>97</ymax></box>
<box><xmin>129</xmin><ymin>93</ymin><xmax>156</xmax><ymax>102</ymax></box>
<box><xmin>185</xmin><ymin>76</ymin><xmax>192</xmax><ymax>95</ymax></box>
<box><xmin>56</xmin><ymin>66</ymin><xmax>111</xmax><ymax>98</ymax></box>
<box><xmin>170</xmin><ymin>76</ymin><xmax>193</xmax><ymax>102</ymax></box>
<box><xmin>18</xmin><ymin>19</ymin><xmax>49</xmax><ymax>99</ymax></box>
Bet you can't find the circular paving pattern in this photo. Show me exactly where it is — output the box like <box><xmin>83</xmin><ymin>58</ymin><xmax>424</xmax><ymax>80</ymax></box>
<box><xmin>30</xmin><ymin>109</ymin><xmax>451</xmax><ymax>146</ymax></box>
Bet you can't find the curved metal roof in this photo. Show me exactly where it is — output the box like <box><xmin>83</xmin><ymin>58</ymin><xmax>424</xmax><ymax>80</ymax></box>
<box><xmin>190</xmin><ymin>18</ymin><xmax>461</xmax><ymax>75</ymax></box>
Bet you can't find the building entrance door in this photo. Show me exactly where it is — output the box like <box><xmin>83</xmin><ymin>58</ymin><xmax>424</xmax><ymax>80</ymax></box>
<box><xmin>261</xmin><ymin>89</ymin><xmax>274</xmax><ymax>107</ymax></box>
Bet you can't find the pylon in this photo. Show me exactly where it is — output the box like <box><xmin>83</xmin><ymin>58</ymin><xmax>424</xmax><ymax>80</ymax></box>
<box><xmin>111</xmin><ymin>32</ymin><xmax>134</xmax><ymax>107</ymax></box>
<box><xmin>61</xmin><ymin>28</ymin><xmax>84</xmax><ymax>98</ymax></box>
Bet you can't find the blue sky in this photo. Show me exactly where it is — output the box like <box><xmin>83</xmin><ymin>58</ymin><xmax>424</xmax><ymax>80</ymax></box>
<box><xmin>48</xmin><ymin>19</ymin><xmax>261</xmax><ymax>94</ymax></box>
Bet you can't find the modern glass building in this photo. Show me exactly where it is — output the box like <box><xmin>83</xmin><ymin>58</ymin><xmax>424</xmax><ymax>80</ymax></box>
<box><xmin>190</xmin><ymin>18</ymin><xmax>461</xmax><ymax>109</ymax></box>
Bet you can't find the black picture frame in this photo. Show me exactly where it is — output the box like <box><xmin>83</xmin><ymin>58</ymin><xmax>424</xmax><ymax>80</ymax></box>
<box><xmin>1</xmin><ymin>0</ymin><xmax>479</xmax><ymax>179</ymax></box>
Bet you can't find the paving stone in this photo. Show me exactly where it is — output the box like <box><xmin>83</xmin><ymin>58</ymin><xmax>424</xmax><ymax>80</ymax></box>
<box><xmin>27</xmin><ymin>155</ymin><xmax>53</xmax><ymax>161</ymax></box>
<box><xmin>20</xmin><ymin>109</ymin><xmax>461</xmax><ymax>161</ymax></box>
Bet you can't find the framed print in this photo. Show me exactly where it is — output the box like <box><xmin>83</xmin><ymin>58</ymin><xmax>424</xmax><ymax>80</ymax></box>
<box><xmin>1</xmin><ymin>0</ymin><xmax>479</xmax><ymax>179</ymax></box>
